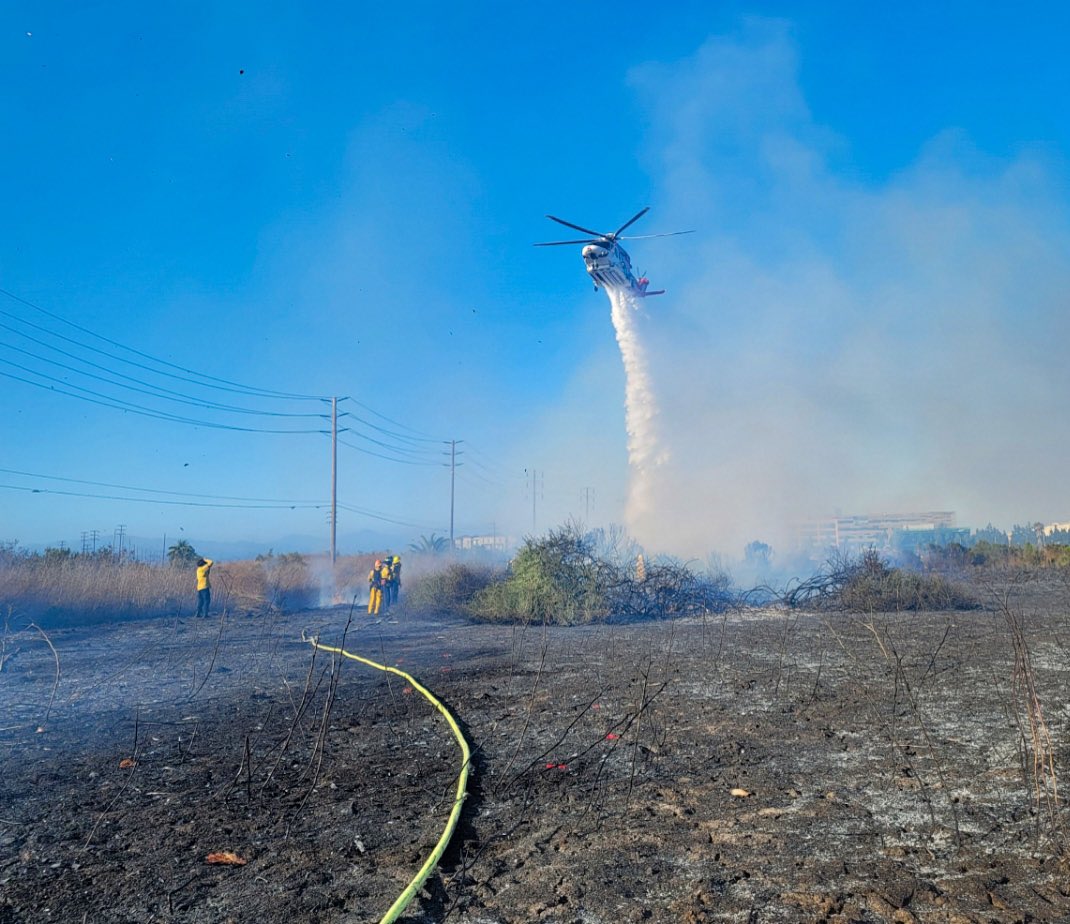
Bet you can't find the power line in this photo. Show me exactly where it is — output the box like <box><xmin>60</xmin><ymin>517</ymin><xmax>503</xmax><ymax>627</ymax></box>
<box><xmin>347</xmin><ymin>397</ymin><xmax>442</xmax><ymax>441</ymax></box>
<box><xmin>455</xmin><ymin>467</ymin><xmax>506</xmax><ymax>490</ymax></box>
<box><xmin>335</xmin><ymin>502</ymin><xmax>440</xmax><ymax>530</ymax></box>
<box><xmin>0</xmin><ymin>337</ymin><xmax>327</xmax><ymax>417</ymax></box>
<box><xmin>334</xmin><ymin>435</ymin><xmax>447</xmax><ymax>466</ymax></box>
<box><xmin>0</xmin><ymin>482</ymin><xmax>326</xmax><ymax>510</ymax></box>
<box><xmin>464</xmin><ymin>442</ymin><xmax>520</xmax><ymax>479</ymax></box>
<box><xmin>340</xmin><ymin>410</ymin><xmax>446</xmax><ymax>446</ymax></box>
<box><xmin>0</xmin><ymin>291</ymin><xmax>477</xmax><ymax>449</ymax></box>
<box><xmin>0</xmin><ymin>467</ymin><xmax>325</xmax><ymax>504</ymax></box>
<box><xmin>0</xmin><ymin>470</ymin><xmax>433</xmax><ymax>526</ymax></box>
<box><xmin>0</xmin><ymin>287</ymin><xmax>330</xmax><ymax>401</ymax></box>
<box><xmin>0</xmin><ymin>364</ymin><xmax>328</xmax><ymax>433</ymax></box>
<box><xmin>339</xmin><ymin>425</ymin><xmax>448</xmax><ymax>460</ymax></box>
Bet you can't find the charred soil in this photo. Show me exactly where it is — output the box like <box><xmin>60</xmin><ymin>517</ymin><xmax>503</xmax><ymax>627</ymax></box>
<box><xmin>2</xmin><ymin>582</ymin><xmax>1070</xmax><ymax>922</ymax></box>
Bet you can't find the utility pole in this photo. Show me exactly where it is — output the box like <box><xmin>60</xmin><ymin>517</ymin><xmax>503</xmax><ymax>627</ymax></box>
<box><xmin>583</xmin><ymin>487</ymin><xmax>594</xmax><ymax>523</ymax></box>
<box><xmin>444</xmin><ymin>439</ymin><xmax>463</xmax><ymax>550</ymax></box>
<box><xmin>115</xmin><ymin>525</ymin><xmax>127</xmax><ymax>559</ymax></box>
<box><xmin>81</xmin><ymin>531</ymin><xmax>89</xmax><ymax>555</ymax></box>
<box><xmin>90</xmin><ymin>529</ymin><xmax>99</xmax><ymax>553</ymax></box>
<box><xmin>449</xmin><ymin>439</ymin><xmax>456</xmax><ymax>550</ymax></box>
<box><xmin>331</xmin><ymin>396</ymin><xmax>338</xmax><ymax>565</ymax></box>
<box><xmin>531</xmin><ymin>468</ymin><xmax>538</xmax><ymax>531</ymax></box>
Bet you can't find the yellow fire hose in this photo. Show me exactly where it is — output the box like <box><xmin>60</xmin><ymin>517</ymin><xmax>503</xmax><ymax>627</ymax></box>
<box><xmin>304</xmin><ymin>634</ymin><xmax>471</xmax><ymax>924</ymax></box>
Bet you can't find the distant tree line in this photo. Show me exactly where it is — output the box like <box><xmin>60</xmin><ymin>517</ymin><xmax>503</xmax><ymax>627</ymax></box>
<box><xmin>0</xmin><ymin>540</ymin><xmax>127</xmax><ymax>565</ymax></box>
<box><xmin>890</xmin><ymin>522</ymin><xmax>1070</xmax><ymax>569</ymax></box>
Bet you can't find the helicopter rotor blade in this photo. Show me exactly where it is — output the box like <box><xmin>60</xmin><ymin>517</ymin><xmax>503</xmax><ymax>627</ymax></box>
<box><xmin>533</xmin><ymin>239</ymin><xmax>600</xmax><ymax>247</ymax></box>
<box><xmin>613</xmin><ymin>206</ymin><xmax>651</xmax><ymax>237</ymax></box>
<box><xmin>617</xmin><ymin>230</ymin><xmax>696</xmax><ymax>240</ymax></box>
<box><xmin>546</xmin><ymin>215</ymin><xmax>605</xmax><ymax>237</ymax></box>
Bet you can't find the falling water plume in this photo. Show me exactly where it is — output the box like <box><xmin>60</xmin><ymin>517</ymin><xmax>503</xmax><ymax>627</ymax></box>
<box><xmin>606</xmin><ymin>285</ymin><xmax>668</xmax><ymax>537</ymax></box>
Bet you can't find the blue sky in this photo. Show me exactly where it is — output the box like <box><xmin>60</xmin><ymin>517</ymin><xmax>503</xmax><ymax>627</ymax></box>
<box><xmin>3</xmin><ymin>2</ymin><xmax>1069</xmax><ymax>558</ymax></box>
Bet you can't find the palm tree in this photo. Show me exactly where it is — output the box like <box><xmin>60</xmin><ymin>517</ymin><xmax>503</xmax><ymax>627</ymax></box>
<box><xmin>409</xmin><ymin>533</ymin><xmax>450</xmax><ymax>554</ymax></box>
<box><xmin>167</xmin><ymin>539</ymin><xmax>199</xmax><ymax>566</ymax></box>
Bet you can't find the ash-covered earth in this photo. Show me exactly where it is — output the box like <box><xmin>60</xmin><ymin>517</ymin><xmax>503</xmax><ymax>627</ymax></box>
<box><xmin>2</xmin><ymin>582</ymin><xmax>1069</xmax><ymax>922</ymax></box>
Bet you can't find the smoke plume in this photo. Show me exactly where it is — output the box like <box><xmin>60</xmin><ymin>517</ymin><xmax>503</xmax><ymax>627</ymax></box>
<box><xmin>610</xmin><ymin>22</ymin><xmax>1070</xmax><ymax>559</ymax></box>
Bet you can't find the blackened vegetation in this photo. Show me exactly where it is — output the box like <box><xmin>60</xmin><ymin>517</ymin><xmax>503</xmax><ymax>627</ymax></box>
<box><xmin>408</xmin><ymin>531</ymin><xmax>973</xmax><ymax>624</ymax></box>
<box><xmin>780</xmin><ymin>548</ymin><xmax>978</xmax><ymax>611</ymax></box>
<box><xmin>4</xmin><ymin>591</ymin><xmax>1070</xmax><ymax>923</ymax></box>
<box><xmin>609</xmin><ymin>558</ymin><xmax>733</xmax><ymax>622</ymax></box>
<box><xmin>410</xmin><ymin>525</ymin><xmax>734</xmax><ymax>624</ymax></box>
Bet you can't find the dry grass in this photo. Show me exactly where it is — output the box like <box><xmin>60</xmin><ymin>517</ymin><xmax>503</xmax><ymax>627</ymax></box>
<box><xmin>0</xmin><ymin>556</ymin><xmax>319</xmax><ymax>628</ymax></box>
<box><xmin>0</xmin><ymin>547</ymin><xmax>447</xmax><ymax>628</ymax></box>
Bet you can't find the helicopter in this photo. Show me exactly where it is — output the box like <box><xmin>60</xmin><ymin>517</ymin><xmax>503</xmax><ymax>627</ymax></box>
<box><xmin>535</xmin><ymin>207</ymin><xmax>693</xmax><ymax>297</ymax></box>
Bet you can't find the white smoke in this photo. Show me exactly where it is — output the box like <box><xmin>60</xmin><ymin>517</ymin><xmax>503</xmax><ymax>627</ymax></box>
<box><xmin>619</xmin><ymin>23</ymin><xmax>1070</xmax><ymax>558</ymax></box>
<box><xmin>606</xmin><ymin>284</ymin><xmax>669</xmax><ymax>542</ymax></box>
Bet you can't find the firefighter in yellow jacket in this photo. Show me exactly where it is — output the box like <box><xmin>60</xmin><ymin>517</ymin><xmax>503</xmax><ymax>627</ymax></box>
<box><xmin>195</xmin><ymin>557</ymin><xmax>214</xmax><ymax>617</ymax></box>
<box><xmin>378</xmin><ymin>558</ymin><xmax>394</xmax><ymax>612</ymax></box>
<box><xmin>388</xmin><ymin>555</ymin><xmax>402</xmax><ymax>605</ymax></box>
<box><xmin>368</xmin><ymin>559</ymin><xmax>384</xmax><ymax>615</ymax></box>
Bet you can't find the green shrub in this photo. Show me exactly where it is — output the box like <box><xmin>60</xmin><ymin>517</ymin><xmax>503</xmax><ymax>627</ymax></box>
<box><xmin>468</xmin><ymin>525</ymin><xmax>614</xmax><ymax>624</ymax></box>
<box><xmin>466</xmin><ymin>524</ymin><xmax>734</xmax><ymax>625</ymax></box>
<box><xmin>924</xmin><ymin>539</ymin><xmax>1070</xmax><ymax>570</ymax></box>
<box><xmin>404</xmin><ymin>563</ymin><xmax>502</xmax><ymax>614</ymax></box>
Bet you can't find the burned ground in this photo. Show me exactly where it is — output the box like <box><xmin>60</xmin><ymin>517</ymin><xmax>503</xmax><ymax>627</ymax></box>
<box><xmin>2</xmin><ymin>579</ymin><xmax>1069</xmax><ymax>923</ymax></box>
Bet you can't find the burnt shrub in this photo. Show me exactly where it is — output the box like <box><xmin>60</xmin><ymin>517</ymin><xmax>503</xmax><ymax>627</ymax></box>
<box><xmin>784</xmin><ymin>549</ymin><xmax>977</xmax><ymax>612</ymax></box>
<box><xmin>612</xmin><ymin>559</ymin><xmax>733</xmax><ymax>621</ymax></box>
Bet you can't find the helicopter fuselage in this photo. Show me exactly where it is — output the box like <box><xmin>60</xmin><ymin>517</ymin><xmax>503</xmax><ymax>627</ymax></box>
<box><xmin>536</xmin><ymin>207</ymin><xmax>683</xmax><ymax>298</ymax></box>
<box><xmin>581</xmin><ymin>241</ymin><xmax>631</xmax><ymax>288</ymax></box>
<box><xmin>581</xmin><ymin>241</ymin><xmax>662</xmax><ymax>297</ymax></box>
